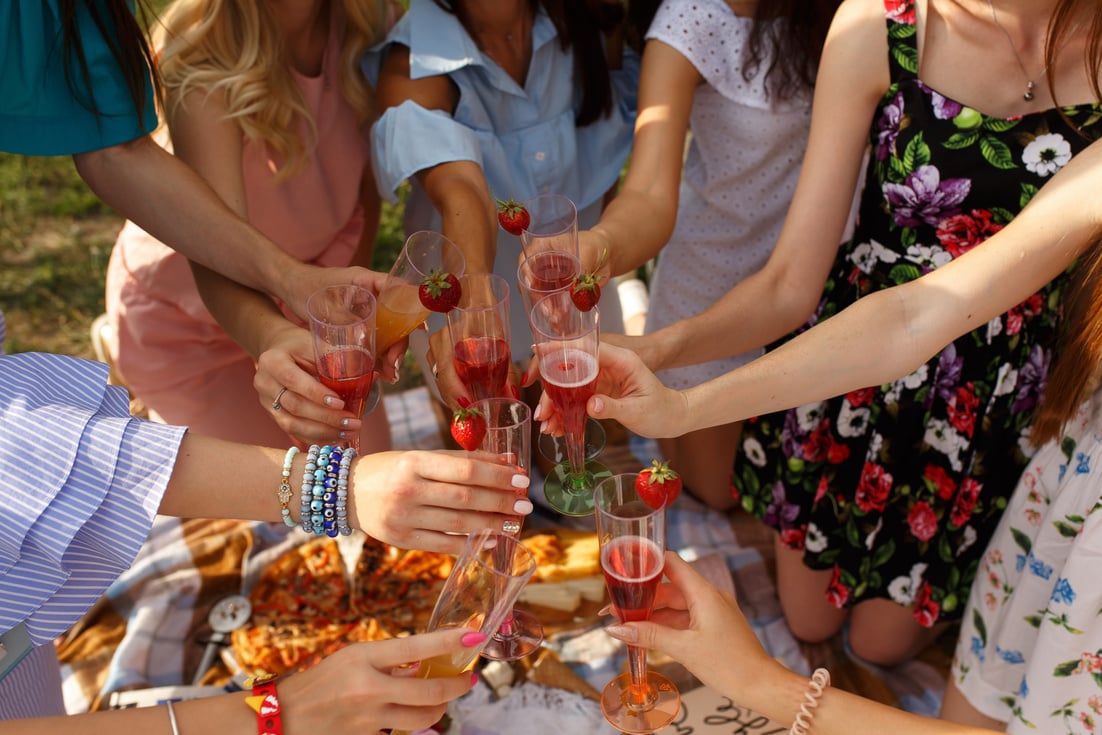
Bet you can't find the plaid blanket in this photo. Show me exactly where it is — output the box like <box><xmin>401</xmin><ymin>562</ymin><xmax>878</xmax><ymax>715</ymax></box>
<box><xmin>57</xmin><ymin>387</ymin><xmax>948</xmax><ymax>718</ymax></box>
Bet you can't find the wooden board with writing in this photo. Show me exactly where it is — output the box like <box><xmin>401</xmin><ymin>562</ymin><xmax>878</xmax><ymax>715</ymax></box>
<box><xmin>664</xmin><ymin>684</ymin><xmax>788</xmax><ymax>735</ymax></box>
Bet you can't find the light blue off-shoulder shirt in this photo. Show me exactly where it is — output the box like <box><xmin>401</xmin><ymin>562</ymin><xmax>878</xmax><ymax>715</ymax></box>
<box><xmin>363</xmin><ymin>0</ymin><xmax>636</xmax><ymax>349</ymax></box>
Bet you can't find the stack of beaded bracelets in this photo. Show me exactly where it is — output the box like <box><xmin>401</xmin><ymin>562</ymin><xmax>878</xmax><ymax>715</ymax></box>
<box><xmin>297</xmin><ymin>444</ymin><xmax>355</xmax><ymax>537</ymax></box>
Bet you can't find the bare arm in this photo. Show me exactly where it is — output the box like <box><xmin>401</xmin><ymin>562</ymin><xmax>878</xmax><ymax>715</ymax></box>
<box><xmin>587</xmin><ymin>133</ymin><xmax>1102</xmax><ymax>439</ymax></box>
<box><xmin>584</xmin><ymin>39</ymin><xmax>701</xmax><ymax>277</ymax></box>
<box><xmin>375</xmin><ymin>45</ymin><xmax>498</xmax><ymax>274</ymax></box>
<box><xmin>604</xmin><ymin>553</ymin><xmax>1001</xmax><ymax>735</ymax></box>
<box><xmin>72</xmin><ymin>134</ymin><xmax>318</xmax><ymax>317</ymax></box>
<box><xmin>634</xmin><ymin>0</ymin><xmax>888</xmax><ymax>372</ymax></box>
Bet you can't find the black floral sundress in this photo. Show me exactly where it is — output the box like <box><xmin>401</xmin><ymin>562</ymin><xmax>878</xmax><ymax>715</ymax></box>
<box><xmin>733</xmin><ymin>0</ymin><xmax>1102</xmax><ymax>626</ymax></box>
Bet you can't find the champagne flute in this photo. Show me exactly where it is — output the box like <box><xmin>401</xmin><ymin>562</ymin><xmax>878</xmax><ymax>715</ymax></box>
<box><xmin>447</xmin><ymin>273</ymin><xmax>511</xmax><ymax>403</ymax></box>
<box><xmin>529</xmin><ymin>290</ymin><xmax>609</xmax><ymax>516</ymax></box>
<box><xmin>519</xmin><ymin>193</ymin><xmax>579</xmax><ymax>259</ymax></box>
<box><xmin>306</xmin><ymin>284</ymin><xmax>377</xmax><ymax>451</ymax></box>
<box><xmin>391</xmin><ymin>529</ymin><xmax>537</xmax><ymax>735</ymax></box>
<box><xmin>472</xmin><ymin>398</ymin><xmax>544</xmax><ymax>661</ymax></box>
<box><xmin>594</xmin><ymin>473</ymin><xmax>681</xmax><ymax>734</ymax></box>
<box><xmin>518</xmin><ymin>250</ymin><xmax>609</xmax><ymax>468</ymax></box>
<box><xmin>376</xmin><ymin>230</ymin><xmax>466</xmax><ymax>354</ymax></box>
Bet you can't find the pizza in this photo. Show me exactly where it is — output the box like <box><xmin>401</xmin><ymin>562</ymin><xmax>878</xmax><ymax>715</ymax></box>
<box><xmin>231</xmin><ymin>529</ymin><xmax>605</xmax><ymax>677</ymax></box>
<box><xmin>232</xmin><ymin>535</ymin><xmax>453</xmax><ymax>676</ymax></box>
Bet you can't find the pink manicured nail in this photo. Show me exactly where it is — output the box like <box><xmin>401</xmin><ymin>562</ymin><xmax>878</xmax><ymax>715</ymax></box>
<box><xmin>461</xmin><ymin>632</ymin><xmax>487</xmax><ymax>647</ymax></box>
<box><xmin>532</xmin><ymin>404</ymin><xmax>543</xmax><ymax>421</ymax></box>
<box><xmin>511</xmin><ymin>474</ymin><xmax>530</xmax><ymax>489</ymax></box>
<box><xmin>513</xmin><ymin>499</ymin><xmax>533</xmax><ymax>515</ymax></box>
<box><xmin>324</xmin><ymin>395</ymin><xmax>341</xmax><ymax>408</ymax></box>
<box><xmin>470</xmin><ymin>672</ymin><xmax>479</xmax><ymax>686</ymax></box>
<box><xmin>597</xmin><ymin>605</ymin><xmax>611</xmax><ymax>617</ymax></box>
<box><xmin>605</xmin><ymin>624</ymin><xmax>637</xmax><ymax>643</ymax></box>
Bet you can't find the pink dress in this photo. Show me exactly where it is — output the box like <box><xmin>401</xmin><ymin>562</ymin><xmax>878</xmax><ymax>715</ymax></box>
<box><xmin>105</xmin><ymin>27</ymin><xmax>369</xmax><ymax>446</ymax></box>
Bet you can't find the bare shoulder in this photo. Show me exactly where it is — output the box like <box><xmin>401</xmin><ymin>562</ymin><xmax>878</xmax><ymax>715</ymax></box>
<box><xmin>375</xmin><ymin>43</ymin><xmax>458</xmax><ymax>114</ymax></box>
<box><xmin>818</xmin><ymin>0</ymin><xmax>892</xmax><ymax>105</ymax></box>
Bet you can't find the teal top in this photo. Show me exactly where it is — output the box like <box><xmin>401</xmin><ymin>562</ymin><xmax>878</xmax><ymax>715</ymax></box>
<box><xmin>0</xmin><ymin>0</ymin><xmax>156</xmax><ymax>155</ymax></box>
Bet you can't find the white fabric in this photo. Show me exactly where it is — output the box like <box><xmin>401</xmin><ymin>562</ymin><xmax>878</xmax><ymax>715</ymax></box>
<box><xmin>643</xmin><ymin>0</ymin><xmax>813</xmax><ymax>389</ymax></box>
<box><xmin>952</xmin><ymin>393</ymin><xmax>1102</xmax><ymax>732</ymax></box>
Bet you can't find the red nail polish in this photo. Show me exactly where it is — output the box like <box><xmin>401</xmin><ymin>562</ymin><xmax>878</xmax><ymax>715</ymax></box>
<box><xmin>457</xmin><ymin>396</ymin><xmax>472</xmax><ymax>409</ymax></box>
<box><xmin>470</xmin><ymin>672</ymin><xmax>479</xmax><ymax>687</ymax></box>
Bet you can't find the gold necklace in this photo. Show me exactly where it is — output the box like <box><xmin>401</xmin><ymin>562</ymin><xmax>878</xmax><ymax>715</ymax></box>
<box><xmin>987</xmin><ymin>0</ymin><xmax>1049</xmax><ymax>101</ymax></box>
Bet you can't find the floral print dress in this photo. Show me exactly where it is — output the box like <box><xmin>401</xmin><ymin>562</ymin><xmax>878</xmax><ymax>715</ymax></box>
<box><xmin>732</xmin><ymin>0</ymin><xmax>1102</xmax><ymax>626</ymax></box>
<box><xmin>953</xmin><ymin>393</ymin><xmax>1102</xmax><ymax>733</ymax></box>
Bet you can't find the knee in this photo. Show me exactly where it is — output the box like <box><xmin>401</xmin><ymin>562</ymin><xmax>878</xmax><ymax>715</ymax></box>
<box><xmin>847</xmin><ymin>630</ymin><xmax>916</xmax><ymax>668</ymax></box>
<box><xmin>782</xmin><ymin>607</ymin><xmax>844</xmax><ymax>644</ymax></box>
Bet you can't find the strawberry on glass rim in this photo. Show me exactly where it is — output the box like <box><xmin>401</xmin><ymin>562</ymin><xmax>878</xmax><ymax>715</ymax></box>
<box><xmin>450</xmin><ymin>405</ymin><xmax>487</xmax><ymax>451</ymax></box>
<box><xmin>496</xmin><ymin>196</ymin><xmax>531</xmax><ymax>236</ymax></box>
<box><xmin>570</xmin><ymin>248</ymin><xmax>608</xmax><ymax>312</ymax></box>
<box><xmin>418</xmin><ymin>269</ymin><xmax>462</xmax><ymax>313</ymax></box>
<box><xmin>635</xmin><ymin>459</ymin><xmax>682</xmax><ymax>510</ymax></box>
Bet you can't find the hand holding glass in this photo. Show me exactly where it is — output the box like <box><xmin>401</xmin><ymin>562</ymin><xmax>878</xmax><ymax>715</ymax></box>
<box><xmin>391</xmin><ymin>529</ymin><xmax>537</xmax><ymax>735</ymax></box>
<box><xmin>594</xmin><ymin>473</ymin><xmax>681</xmax><ymax>733</ymax></box>
<box><xmin>306</xmin><ymin>284</ymin><xmax>377</xmax><ymax>451</ymax></box>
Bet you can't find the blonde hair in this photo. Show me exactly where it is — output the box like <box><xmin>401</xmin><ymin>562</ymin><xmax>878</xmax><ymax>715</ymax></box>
<box><xmin>154</xmin><ymin>0</ymin><xmax>387</xmax><ymax>179</ymax></box>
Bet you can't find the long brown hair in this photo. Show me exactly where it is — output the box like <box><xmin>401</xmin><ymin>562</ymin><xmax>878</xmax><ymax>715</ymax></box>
<box><xmin>59</xmin><ymin>0</ymin><xmax>162</xmax><ymax>122</ymax></box>
<box><xmin>1029</xmin><ymin>0</ymin><xmax>1102</xmax><ymax>445</ymax></box>
<box><xmin>745</xmin><ymin>0</ymin><xmax>842</xmax><ymax>101</ymax></box>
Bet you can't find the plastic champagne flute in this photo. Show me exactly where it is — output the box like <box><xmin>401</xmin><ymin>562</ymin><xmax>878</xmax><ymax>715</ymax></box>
<box><xmin>594</xmin><ymin>473</ymin><xmax>681</xmax><ymax>734</ymax></box>
<box><xmin>447</xmin><ymin>273</ymin><xmax>512</xmax><ymax>403</ymax></box>
<box><xmin>519</xmin><ymin>193</ymin><xmax>579</xmax><ymax>259</ymax></box>
<box><xmin>306</xmin><ymin>284</ymin><xmax>377</xmax><ymax>451</ymax></box>
<box><xmin>529</xmin><ymin>290</ymin><xmax>610</xmax><ymax>516</ymax></box>
<box><xmin>472</xmin><ymin>398</ymin><xmax>544</xmax><ymax>661</ymax></box>
<box><xmin>390</xmin><ymin>529</ymin><xmax>537</xmax><ymax>735</ymax></box>
<box><xmin>376</xmin><ymin>230</ymin><xmax>466</xmax><ymax>354</ymax></box>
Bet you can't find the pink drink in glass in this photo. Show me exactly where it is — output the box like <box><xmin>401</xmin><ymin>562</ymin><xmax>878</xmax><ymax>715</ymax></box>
<box><xmin>317</xmin><ymin>346</ymin><xmax>376</xmax><ymax>419</ymax></box>
<box><xmin>601</xmin><ymin>536</ymin><xmax>664</xmax><ymax>623</ymax></box>
<box><xmin>453</xmin><ymin>336</ymin><xmax>510</xmax><ymax>401</ymax></box>
<box><xmin>539</xmin><ymin>347</ymin><xmax>597</xmax><ymax>468</ymax></box>
<box><xmin>527</xmin><ymin>251</ymin><xmax>578</xmax><ymax>291</ymax></box>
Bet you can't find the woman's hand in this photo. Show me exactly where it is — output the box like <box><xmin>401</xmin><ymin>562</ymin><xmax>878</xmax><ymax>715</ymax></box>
<box><xmin>253</xmin><ymin>323</ymin><xmax>364</xmax><ymax>446</ymax></box>
<box><xmin>280</xmin><ymin>627</ymin><xmax>482</xmax><ymax>734</ymax></box>
<box><xmin>603</xmin><ymin>552</ymin><xmax>783</xmax><ymax>701</ymax></box>
<box><xmin>533</xmin><ymin>342</ymin><xmax>687</xmax><ymax>439</ymax></box>
<box><xmin>349</xmin><ymin>450</ymin><xmax>533</xmax><ymax>554</ymax></box>
<box><xmin>282</xmin><ymin>264</ymin><xmax>389</xmax><ymax>324</ymax></box>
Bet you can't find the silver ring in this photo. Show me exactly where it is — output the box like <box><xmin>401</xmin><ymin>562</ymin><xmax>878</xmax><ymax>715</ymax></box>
<box><xmin>271</xmin><ymin>387</ymin><xmax>289</xmax><ymax>411</ymax></box>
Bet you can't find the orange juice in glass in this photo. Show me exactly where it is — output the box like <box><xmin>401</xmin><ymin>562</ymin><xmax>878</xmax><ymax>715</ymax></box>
<box><xmin>376</xmin><ymin>231</ymin><xmax>466</xmax><ymax>353</ymax></box>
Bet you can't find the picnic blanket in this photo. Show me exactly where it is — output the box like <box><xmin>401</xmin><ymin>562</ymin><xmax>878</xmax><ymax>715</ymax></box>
<box><xmin>56</xmin><ymin>387</ymin><xmax>951</xmax><ymax>720</ymax></box>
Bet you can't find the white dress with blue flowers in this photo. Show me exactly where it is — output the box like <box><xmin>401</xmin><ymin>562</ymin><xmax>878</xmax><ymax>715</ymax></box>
<box><xmin>953</xmin><ymin>393</ymin><xmax>1102</xmax><ymax>732</ymax></box>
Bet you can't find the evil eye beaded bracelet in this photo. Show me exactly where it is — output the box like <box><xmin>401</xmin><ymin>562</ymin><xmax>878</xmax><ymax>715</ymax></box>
<box><xmin>298</xmin><ymin>444</ymin><xmax>355</xmax><ymax>537</ymax></box>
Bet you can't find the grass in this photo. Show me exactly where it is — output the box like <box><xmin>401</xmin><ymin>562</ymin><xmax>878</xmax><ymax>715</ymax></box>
<box><xmin>0</xmin><ymin>151</ymin><xmax>409</xmax><ymax>365</ymax></box>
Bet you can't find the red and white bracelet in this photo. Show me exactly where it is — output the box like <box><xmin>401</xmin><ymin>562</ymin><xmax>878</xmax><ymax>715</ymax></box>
<box><xmin>244</xmin><ymin>674</ymin><xmax>283</xmax><ymax>735</ymax></box>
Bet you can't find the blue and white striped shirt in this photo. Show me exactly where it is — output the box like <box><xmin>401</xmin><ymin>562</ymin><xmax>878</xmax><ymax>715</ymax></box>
<box><xmin>0</xmin><ymin>332</ymin><xmax>186</xmax><ymax>647</ymax></box>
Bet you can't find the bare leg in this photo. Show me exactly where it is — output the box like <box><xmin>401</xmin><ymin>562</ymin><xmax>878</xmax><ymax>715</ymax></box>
<box><xmin>939</xmin><ymin>678</ymin><xmax>1007</xmax><ymax>729</ymax></box>
<box><xmin>848</xmin><ymin>598</ymin><xmax>950</xmax><ymax>667</ymax></box>
<box><xmin>774</xmin><ymin>536</ymin><xmax>848</xmax><ymax>643</ymax></box>
<box><xmin>657</xmin><ymin>421</ymin><xmax>742</xmax><ymax>511</ymax></box>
